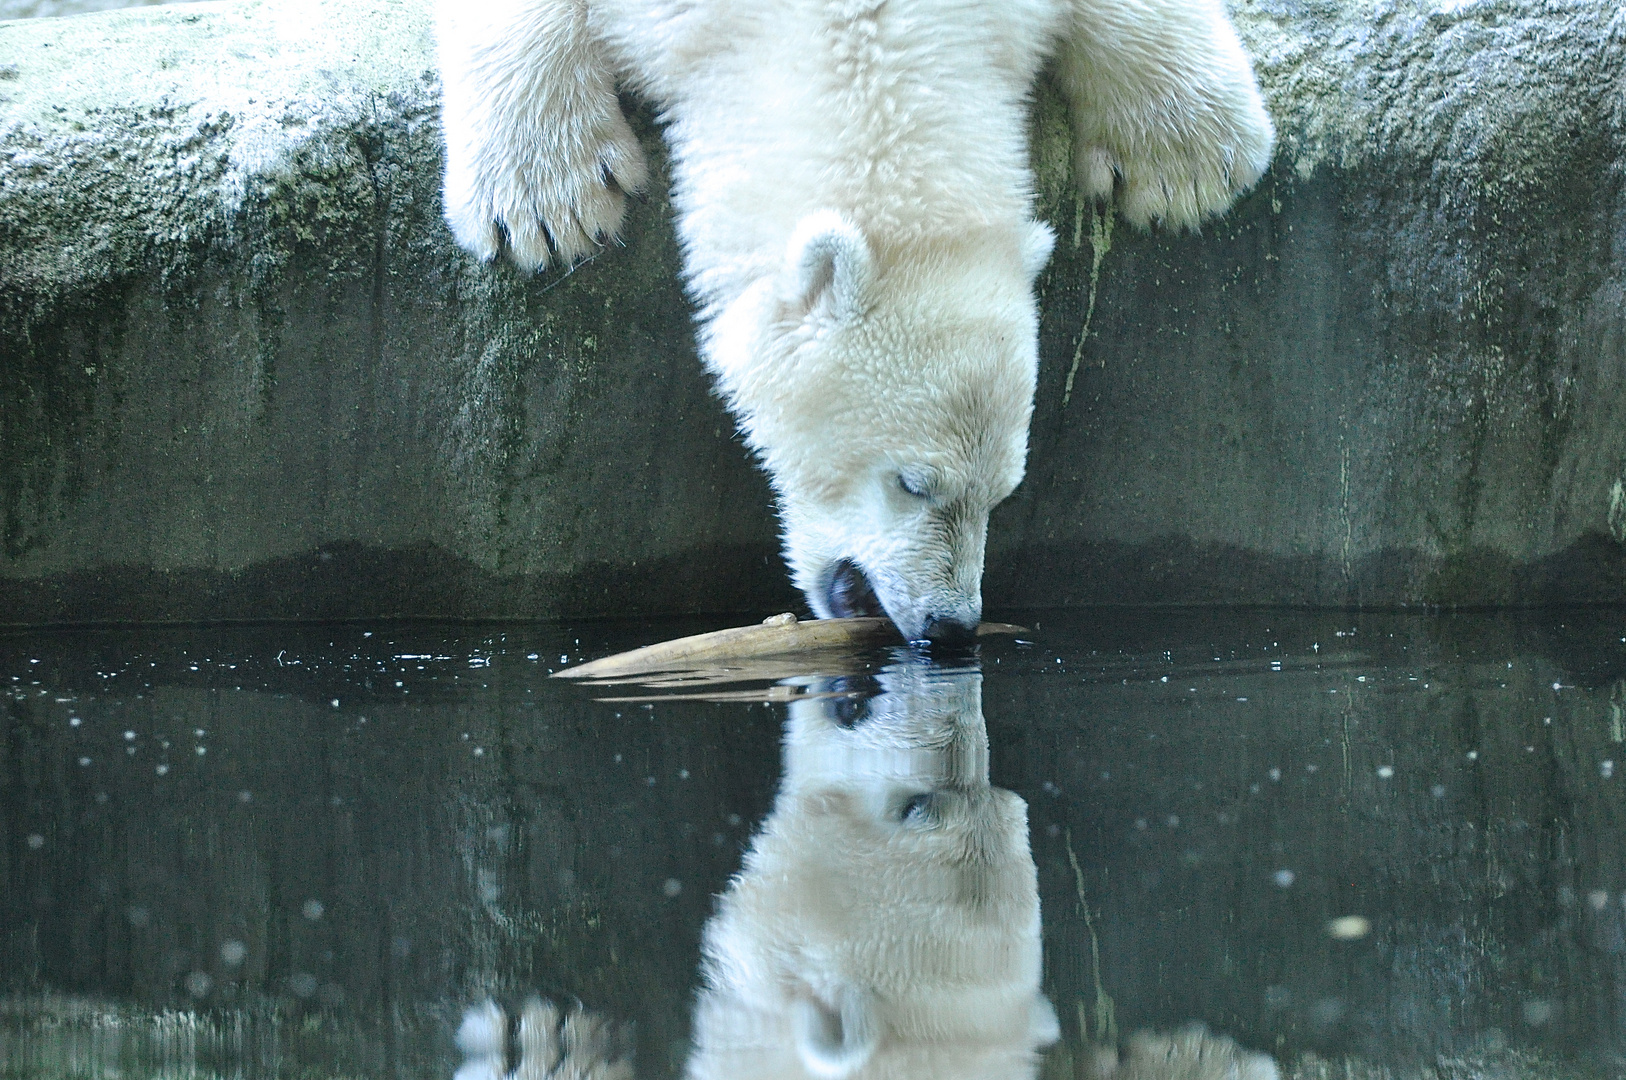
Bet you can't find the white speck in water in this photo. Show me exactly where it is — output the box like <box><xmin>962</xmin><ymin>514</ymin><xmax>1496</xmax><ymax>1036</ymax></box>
<box><xmin>124</xmin><ymin>731</ymin><xmax>136</xmax><ymax>741</ymax></box>
<box><xmin>394</xmin><ymin>681</ymin><xmax>404</xmax><ymax>688</ymax></box>
<box><xmin>527</xmin><ymin>653</ymin><xmax>539</xmax><ymax>661</ymax></box>
<box><xmin>1160</xmin><ymin>675</ymin><xmax>1168</xmax><ymax>682</ymax></box>
<box><xmin>646</xmin><ymin>776</ymin><xmax>657</xmax><ymax>786</ymax></box>
<box><xmin>1522</xmin><ymin>999</ymin><xmax>1556</xmax><ymax>1026</ymax></box>
<box><xmin>155</xmin><ymin>764</ymin><xmax>169</xmax><ymax>776</ymax></box>
<box><xmin>330</xmin><ymin>699</ymin><xmax>340</xmax><ymax>708</ymax></box>
<box><xmin>473</xmin><ymin>747</ymin><xmax>484</xmax><ymax>756</ymax></box>
<box><xmin>663</xmin><ymin>878</ymin><xmax>683</xmax><ymax>897</ymax></box>
<box><xmin>1356</xmin><ymin>676</ymin><xmax>1366</xmax><ymax>682</ymax></box>
<box><xmin>364</xmin><ymin>632</ymin><xmax>373</xmax><ymax>637</ymax></box>
<box><xmin>1432</xmin><ymin>784</ymin><xmax>1447</xmax><ymax>798</ymax></box>
<box><xmin>1236</xmin><ymin>697</ymin><xmax>1248</xmax><ymax>702</ymax></box>
<box><xmin>196</xmin><ymin>747</ymin><xmax>206</xmax><ymax>756</ymax></box>
<box><xmin>195</xmin><ymin>729</ymin><xmax>205</xmax><ymax>737</ymax></box>
<box><xmin>613</xmin><ymin>753</ymin><xmax>623</xmax><ymax>763</ymax></box>
<box><xmin>678</xmin><ymin>769</ymin><xmax>690</xmax><ymax>780</ymax></box>
<box><xmin>69</xmin><ymin>717</ymin><xmax>81</xmax><ymax>727</ymax></box>
<box><xmin>290</xmin><ymin>973</ymin><xmax>318</xmax><ymax>998</ymax></box>
<box><xmin>125</xmin><ymin>747</ymin><xmax>135</xmax><ymax>756</ymax></box>
<box><xmin>1249</xmin><ymin>783</ymin><xmax>1261</xmax><ymax>794</ymax></box>
<box><xmin>1467</xmin><ymin>751</ymin><xmax>1479</xmax><ymax>761</ymax></box>
<box><xmin>1588</xmin><ymin>890</ymin><xmax>1610</xmax><ymax>911</ymax></box>
<box><xmin>1552</xmin><ymin>682</ymin><xmax>1564</xmax><ymax>691</ymax></box>
<box><xmin>221</xmin><ymin>940</ymin><xmax>247</xmax><ymax>966</ymax></box>
<box><xmin>27</xmin><ymin>834</ymin><xmax>44</xmax><ymax>850</ymax></box>
<box><xmin>1327</xmin><ymin>915</ymin><xmax>1371</xmax><ymax>940</ymax></box>
<box><xmin>727</xmin><ymin>814</ymin><xmax>741</xmax><ymax>826</ymax></box>
<box><xmin>1134</xmin><ymin>818</ymin><xmax>1148</xmax><ymax>830</ymax></box>
<box><xmin>238</xmin><ymin>790</ymin><xmax>253</xmax><ymax>803</ymax></box>
<box><xmin>302</xmin><ymin>899</ymin><xmax>324</xmax><ymax>921</ymax></box>
<box><xmin>1165</xmin><ymin>815</ymin><xmax>1180</xmax><ymax>828</ymax></box>
<box><xmin>1306</xmin><ymin>763</ymin><xmax>1319</xmax><ymax>773</ymax></box>
<box><xmin>78</xmin><ymin>757</ymin><xmax>90</xmax><ymax>766</ymax></box>
<box><xmin>1377</xmin><ymin>766</ymin><xmax>1395</xmax><ymax>779</ymax></box>
<box><xmin>1602</xmin><ymin>760</ymin><xmax>1615</xmax><ymax>779</ymax></box>
<box><xmin>1273</xmin><ymin>870</ymin><xmax>1296</xmax><ymax>888</ymax></box>
<box><xmin>185</xmin><ymin>971</ymin><xmax>212</xmax><ymax>998</ymax></box>
<box><xmin>1268</xmin><ymin>768</ymin><xmax>1282</xmax><ymax>782</ymax></box>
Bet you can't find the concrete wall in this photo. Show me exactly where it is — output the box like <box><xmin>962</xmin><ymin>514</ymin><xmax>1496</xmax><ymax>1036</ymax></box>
<box><xmin>2</xmin><ymin>0</ymin><xmax>1624</xmax><ymax>623</ymax></box>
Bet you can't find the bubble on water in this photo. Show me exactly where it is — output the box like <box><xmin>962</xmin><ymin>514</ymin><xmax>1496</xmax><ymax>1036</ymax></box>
<box><xmin>1273</xmin><ymin>870</ymin><xmax>1296</xmax><ymax>888</ymax></box>
<box><xmin>1604</xmin><ymin>760</ymin><xmax>1615</xmax><ymax>779</ymax></box>
<box><xmin>1588</xmin><ymin>890</ymin><xmax>1609</xmax><ymax>911</ymax></box>
<box><xmin>1268</xmin><ymin>768</ymin><xmax>1281</xmax><ymax>782</ymax></box>
<box><xmin>1522</xmin><ymin>999</ymin><xmax>1556</xmax><ymax>1026</ymax></box>
<box><xmin>330</xmin><ymin>699</ymin><xmax>340</xmax><ymax>708</ymax></box>
<box><xmin>301</xmin><ymin>899</ymin><xmax>325</xmax><ymax>921</ymax></box>
<box><xmin>1376</xmin><ymin>765</ymin><xmax>1395</xmax><ymax>779</ymax></box>
<box><xmin>124</xmin><ymin>731</ymin><xmax>136</xmax><ymax>741</ymax></box>
<box><xmin>238</xmin><ymin>790</ymin><xmax>253</xmax><ymax>803</ymax></box>
<box><xmin>196</xmin><ymin>746</ymin><xmax>206</xmax><ymax>756</ymax></box>
<box><xmin>1467</xmin><ymin>751</ymin><xmax>1479</xmax><ymax>761</ymax></box>
<box><xmin>473</xmin><ymin>747</ymin><xmax>484</xmax><ymax>756</ymax></box>
<box><xmin>1432</xmin><ymin>784</ymin><xmax>1447</xmax><ymax>798</ymax></box>
<box><xmin>1135</xmin><ymin>818</ymin><xmax>1148</xmax><ymax>830</ymax></box>
<box><xmin>69</xmin><ymin>718</ymin><xmax>81</xmax><ymax>727</ymax></box>
<box><xmin>1327</xmin><ymin>915</ymin><xmax>1371</xmax><ymax>939</ymax></box>
<box><xmin>79</xmin><ymin>757</ymin><xmax>91</xmax><ymax>767</ymax></box>
<box><xmin>663</xmin><ymin>878</ymin><xmax>683</xmax><ymax>897</ymax></box>
<box><xmin>220</xmin><ymin>940</ymin><xmax>247</xmax><ymax>966</ymax></box>
<box><xmin>26</xmin><ymin>834</ymin><xmax>44</xmax><ymax>850</ymax></box>
<box><xmin>155</xmin><ymin>764</ymin><xmax>169</xmax><ymax>776</ymax></box>
<box><xmin>289</xmin><ymin>972</ymin><xmax>318</xmax><ymax>998</ymax></box>
<box><xmin>1309</xmin><ymin>998</ymin><xmax>1346</xmax><ymax>1028</ymax></box>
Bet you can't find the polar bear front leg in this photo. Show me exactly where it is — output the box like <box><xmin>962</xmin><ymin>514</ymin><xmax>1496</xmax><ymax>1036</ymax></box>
<box><xmin>1056</xmin><ymin>0</ymin><xmax>1274</xmax><ymax>230</ymax></box>
<box><xmin>436</xmin><ymin>0</ymin><xmax>649</xmax><ymax>271</ymax></box>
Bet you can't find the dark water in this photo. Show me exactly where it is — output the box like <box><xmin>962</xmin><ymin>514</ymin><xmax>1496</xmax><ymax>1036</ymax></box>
<box><xmin>2</xmin><ymin>610</ymin><xmax>1624</xmax><ymax>1079</ymax></box>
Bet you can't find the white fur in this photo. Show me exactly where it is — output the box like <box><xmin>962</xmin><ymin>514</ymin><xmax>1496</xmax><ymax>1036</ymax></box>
<box><xmin>436</xmin><ymin>0</ymin><xmax>1273</xmax><ymax>637</ymax></box>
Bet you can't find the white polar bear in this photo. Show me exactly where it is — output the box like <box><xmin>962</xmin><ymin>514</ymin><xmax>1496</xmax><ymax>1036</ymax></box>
<box><xmin>436</xmin><ymin>0</ymin><xmax>1273</xmax><ymax>640</ymax></box>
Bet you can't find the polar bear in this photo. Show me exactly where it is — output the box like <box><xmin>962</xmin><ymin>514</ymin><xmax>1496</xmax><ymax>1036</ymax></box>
<box><xmin>436</xmin><ymin>0</ymin><xmax>1272</xmax><ymax>642</ymax></box>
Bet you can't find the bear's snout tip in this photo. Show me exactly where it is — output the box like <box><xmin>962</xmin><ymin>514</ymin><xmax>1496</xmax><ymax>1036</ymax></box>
<box><xmin>918</xmin><ymin>614</ymin><xmax>979</xmax><ymax>648</ymax></box>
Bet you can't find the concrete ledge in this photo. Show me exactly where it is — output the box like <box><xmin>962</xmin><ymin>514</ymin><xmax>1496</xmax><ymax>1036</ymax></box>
<box><xmin>3</xmin><ymin>0</ymin><xmax>1625</xmax><ymax>621</ymax></box>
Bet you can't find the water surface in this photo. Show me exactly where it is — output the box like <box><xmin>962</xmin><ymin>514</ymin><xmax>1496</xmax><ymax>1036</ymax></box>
<box><xmin>2</xmin><ymin>610</ymin><xmax>1623</xmax><ymax>1078</ymax></box>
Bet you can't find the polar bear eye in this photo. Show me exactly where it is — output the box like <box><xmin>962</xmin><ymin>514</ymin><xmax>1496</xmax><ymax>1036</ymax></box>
<box><xmin>900</xmin><ymin>792</ymin><xmax>937</xmax><ymax>825</ymax></box>
<box><xmin>897</xmin><ymin>472</ymin><xmax>931</xmax><ymax>499</ymax></box>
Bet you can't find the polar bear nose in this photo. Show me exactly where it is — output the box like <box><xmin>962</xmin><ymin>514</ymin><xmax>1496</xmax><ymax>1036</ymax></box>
<box><xmin>920</xmin><ymin>614</ymin><xmax>978</xmax><ymax>646</ymax></box>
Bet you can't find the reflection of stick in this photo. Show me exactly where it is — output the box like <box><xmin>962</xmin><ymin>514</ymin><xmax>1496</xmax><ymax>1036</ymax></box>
<box><xmin>1066</xmin><ymin>829</ymin><xmax>1117</xmax><ymax>1048</ymax></box>
<box><xmin>1062</xmin><ymin>198</ymin><xmax>1115</xmax><ymax>408</ymax></box>
<box><xmin>555</xmin><ymin>614</ymin><xmax>1027</xmax><ymax>680</ymax></box>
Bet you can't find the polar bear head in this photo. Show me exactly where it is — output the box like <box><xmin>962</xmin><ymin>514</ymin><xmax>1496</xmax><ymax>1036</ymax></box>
<box><xmin>704</xmin><ymin>214</ymin><xmax>1055</xmax><ymax>643</ymax></box>
<box><xmin>686</xmin><ymin>659</ymin><xmax>1057</xmax><ymax>1080</ymax></box>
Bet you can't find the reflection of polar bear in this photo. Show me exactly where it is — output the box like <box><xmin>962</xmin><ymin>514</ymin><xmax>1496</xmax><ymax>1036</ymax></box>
<box><xmin>684</xmin><ymin>660</ymin><xmax>1055</xmax><ymax>1078</ymax></box>
<box><xmin>451</xmin><ymin>660</ymin><xmax>1281</xmax><ymax>1080</ymax></box>
<box><xmin>436</xmin><ymin>0</ymin><xmax>1273</xmax><ymax>643</ymax></box>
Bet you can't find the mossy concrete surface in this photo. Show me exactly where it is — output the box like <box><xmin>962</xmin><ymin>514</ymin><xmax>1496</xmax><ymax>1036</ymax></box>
<box><xmin>2</xmin><ymin>0</ymin><xmax>1625</xmax><ymax>622</ymax></box>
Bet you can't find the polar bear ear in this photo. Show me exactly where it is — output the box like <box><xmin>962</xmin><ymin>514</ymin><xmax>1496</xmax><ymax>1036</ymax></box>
<box><xmin>790</xmin><ymin>985</ymin><xmax>877</xmax><ymax>1078</ymax></box>
<box><xmin>787</xmin><ymin>211</ymin><xmax>873</xmax><ymax>321</ymax></box>
<box><xmin>1021</xmin><ymin>219</ymin><xmax>1056</xmax><ymax>281</ymax></box>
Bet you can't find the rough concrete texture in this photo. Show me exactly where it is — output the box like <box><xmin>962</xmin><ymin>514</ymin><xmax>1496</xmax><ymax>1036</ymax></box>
<box><xmin>1</xmin><ymin>0</ymin><xmax>1624</xmax><ymax>622</ymax></box>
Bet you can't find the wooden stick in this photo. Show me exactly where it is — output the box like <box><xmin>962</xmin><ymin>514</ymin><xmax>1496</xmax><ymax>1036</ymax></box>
<box><xmin>553</xmin><ymin>613</ymin><xmax>1026</xmax><ymax>681</ymax></box>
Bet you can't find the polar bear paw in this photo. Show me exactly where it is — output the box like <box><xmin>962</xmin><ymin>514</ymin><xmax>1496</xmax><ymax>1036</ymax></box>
<box><xmin>1074</xmin><ymin>80</ymin><xmax>1274</xmax><ymax>232</ymax></box>
<box><xmin>442</xmin><ymin>103</ymin><xmax>649</xmax><ymax>273</ymax></box>
<box><xmin>1086</xmin><ymin>1024</ymin><xmax>1279</xmax><ymax>1080</ymax></box>
<box><xmin>452</xmin><ymin>998</ymin><xmax>633</xmax><ymax>1080</ymax></box>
